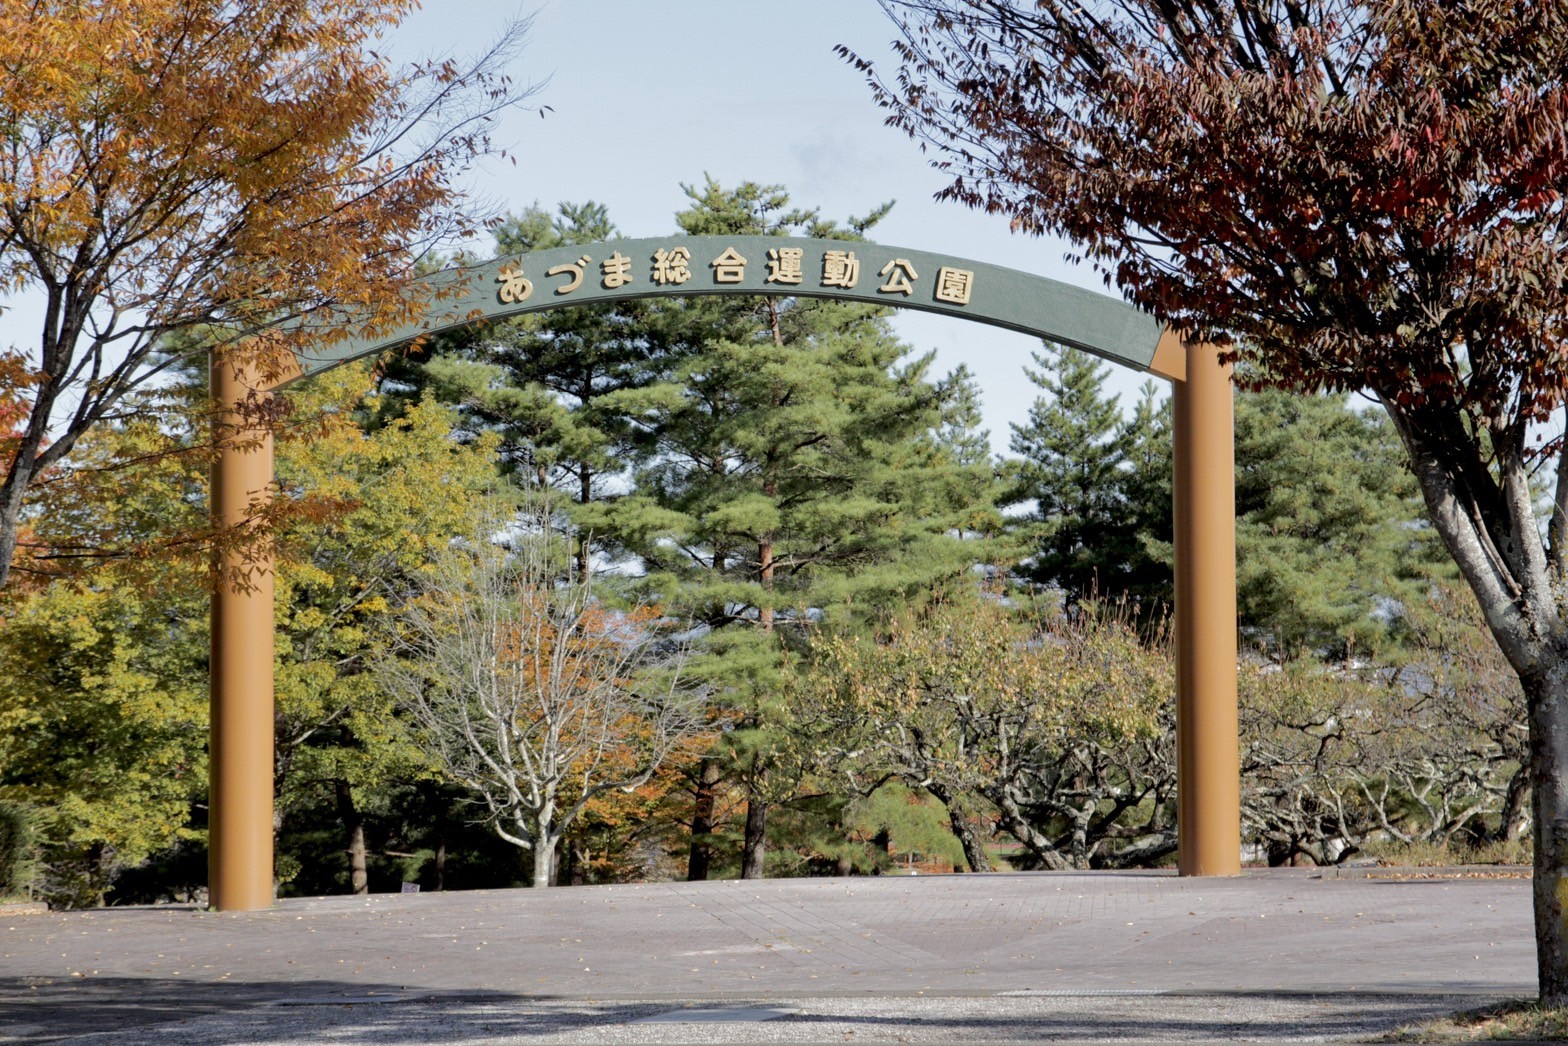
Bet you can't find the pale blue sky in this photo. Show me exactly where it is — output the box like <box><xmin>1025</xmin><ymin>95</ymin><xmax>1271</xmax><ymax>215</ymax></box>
<box><xmin>0</xmin><ymin>2</ymin><xmax>1162</xmax><ymax>451</ymax></box>
<box><xmin>391</xmin><ymin>1</ymin><xmax>1163</xmax><ymax>450</ymax></box>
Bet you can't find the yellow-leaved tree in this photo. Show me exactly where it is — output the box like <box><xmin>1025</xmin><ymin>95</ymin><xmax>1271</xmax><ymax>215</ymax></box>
<box><xmin>0</xmin><ymin>360</ymin><xmax>501</xmax><ymax>904</ymax></box>
<box><xmin>270</xmin><ymin>364</ymin><xmax>501</xmax><ymax>894</ymax></box>
<box><xmin>789</xmin><ymin>596</ymin><xmax>1170</xmax><ymax>872</ymax></box>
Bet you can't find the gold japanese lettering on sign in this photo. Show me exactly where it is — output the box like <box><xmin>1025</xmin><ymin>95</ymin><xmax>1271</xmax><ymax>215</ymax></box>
<box><xmin>498</xmin><ymin>247</ymin><xmax>977</xmax><ymax>307</ymax></box>
<box><xmin>766</xmin><ymin>247</ymin><xmax>804</xmax><ymax>285</ymax></box>
<box><xmin>495</xmin><ymin>263</ymin><xmax>533</xmax><ymax>304</ymax></box>
<box><xmin>652</xmin><ymin>246</ymin><xmax>692</xmax><ymax>285</ymax></box>
<box><xmin>878</xmin><ymin>258</ymin><xmax>917</xmax><ymax>295</ymax></box>
<box><xmin>547</xmin><ymin>255</ymin><xmax>590</xmax><ymax>295</ymax></box>
<box><xmin>711</xmin><ymin>247</ymin><xmax>747</xmax><ymax>283</ymax></box>
<box><xmin>934</xmin><ymin>266</ymin><xmax>975</xmax><ymax>305</ymax></box>
<box><xmin>821</xmin><ymin>249</ymin><xmax>859</xmax><ymax>289</ymax></box>
<box><xmin>601</xmin><ymin>251</ymin><xmax>633</xmax><ymax>289</ymax></box>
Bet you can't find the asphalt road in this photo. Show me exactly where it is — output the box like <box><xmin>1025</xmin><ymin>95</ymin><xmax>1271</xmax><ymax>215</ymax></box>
<box><xmin>0</xmin><ymin>869</ymin><xmax>1536</xmax><ymax>1044</ymax></box>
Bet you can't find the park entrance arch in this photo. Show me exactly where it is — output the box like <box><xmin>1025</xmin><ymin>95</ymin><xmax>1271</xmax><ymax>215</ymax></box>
<box><xmin>209</xmin><ymin>236</ymin><xmax>1238</xmax><ymax>910</ymax></box>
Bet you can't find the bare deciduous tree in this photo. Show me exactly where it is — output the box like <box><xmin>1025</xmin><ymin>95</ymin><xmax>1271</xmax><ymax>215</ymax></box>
<box><xmin>379</xmin><ymin>508</ymin><xmax>708</xmax><ymax>887</ymax></box>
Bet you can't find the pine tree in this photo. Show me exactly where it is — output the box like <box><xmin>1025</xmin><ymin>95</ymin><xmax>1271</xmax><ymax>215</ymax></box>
<box><xmin>378</xmin><ymin>201</ymin><xmax>678</xmax><ymax>576</ymax></box>
<box><xmin>1005</xmin><ymin>343</ymin><xmax>1157</xmax><ymax>601</ymax></box>
<box><xmin>1231</xmin><ymin>387</ymin><xmax>1447</xmax><ymax>661</ymax></box>
<box><xmin>609</xmin><ymin>179</ymin><xmax>996</xmax><ymax>878</ymax></box>
<box><xmin>1113</xmin><ymin>383</ymin><xmax>1451</xmax><ymax>660</ymax></box>
<box><xmin>1007</xmin><ymin>353</ymin><xmax>1447</xmax><ymax>657</ymax></box>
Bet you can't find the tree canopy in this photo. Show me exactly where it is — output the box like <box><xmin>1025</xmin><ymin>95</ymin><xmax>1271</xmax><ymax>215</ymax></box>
<box><xmin>0</xmin><ymin>0</ymin><xmax>533</xmax><ymax>588</ymax></box>
<box><xmin>851</xmin><ymin>0</ymin><xmax>1568</xmax><ymax>1002</ymax></box>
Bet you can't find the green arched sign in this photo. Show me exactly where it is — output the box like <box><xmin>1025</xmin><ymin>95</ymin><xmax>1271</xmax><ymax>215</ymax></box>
<box><xmin>286</xmin><ymin>236</ymin><xmax>1167</xmax><ymax>383</ymax></box>
<box><xmin>206</xmin><ymin>231</ymin><xmax>1236</xmax><ymax>912</ymax></box>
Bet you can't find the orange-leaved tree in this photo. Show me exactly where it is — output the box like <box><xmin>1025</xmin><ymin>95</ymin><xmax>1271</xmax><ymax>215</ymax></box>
<box><xmin>0</xmin><ymin>0</ymin><xmax>533</xmax><ymax>587</ymax></box>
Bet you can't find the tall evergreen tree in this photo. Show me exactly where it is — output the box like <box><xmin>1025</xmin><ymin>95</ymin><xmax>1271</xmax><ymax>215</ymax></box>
<box><xmin>1007</xmin><ymin>354</ymin><xmax>1445</xmax><ymax>657</ymax></box>
<box><xmin>378</xmin><ymin>201</ymin><xmax>677</xmax><ymax>576</ymax></box>
<box><xmin>1005</xmin><ymin>344</ymin><xmax>1163</xmax><ymax>602</ymax></box>
<box><xmin>610</xmin><ymin>179</ymin><xmax>997</xmax><ymax>878</ymax></box>
<box><xmin>1124</xmin><ymin>383</ymin><xmax>1450</xmax><ymax>659</ymax></box>
<box><xmin>1231</xmin><ymin>387</ymin><xmax>1447</xmax><ymax>661</ymax></box>
<box><xmin>381</xmin><ymin>180</ymin><xmax>1000</xmax><ymax>880</ymax></box>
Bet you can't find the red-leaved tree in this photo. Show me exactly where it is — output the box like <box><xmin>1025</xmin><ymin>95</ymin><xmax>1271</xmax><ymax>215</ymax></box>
<box><xmin>845</xmin><ymin>0</ymin><xmax>1568</xmax><ymax>1001</ymax></box>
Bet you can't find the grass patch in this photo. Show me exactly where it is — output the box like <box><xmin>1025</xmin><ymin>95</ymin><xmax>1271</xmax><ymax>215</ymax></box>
<box><xmin>1385</xmin><ymin>999</ymin><xmax>1568</xmax><ymax>1042</ymax></box>
<box><xmin>1361</xmin><ymin>837</ymin><xmax>1532</xmax><ymax>867</ymax></box>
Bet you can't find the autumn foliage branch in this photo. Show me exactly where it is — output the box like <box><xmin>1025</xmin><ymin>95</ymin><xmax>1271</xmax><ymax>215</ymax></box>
<box><xmin>0</xmin><ymin>0</ymin><xmax>539</xmax><ymax>587</ymax></box>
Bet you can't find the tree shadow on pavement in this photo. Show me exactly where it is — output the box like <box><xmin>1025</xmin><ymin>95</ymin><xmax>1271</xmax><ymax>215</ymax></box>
<box><xmin>0</xmin><ymin>976</ymin><xmax>1496</xmax><ymax>1044</ymax></box>
<box><xmin>0</xmin><ymin>976</ymin><xmax>652</xmax><ymax>1045</ymax></box>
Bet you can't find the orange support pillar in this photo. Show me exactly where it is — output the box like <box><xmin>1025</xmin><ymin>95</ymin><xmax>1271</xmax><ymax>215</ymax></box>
<box><xmin>209</xmin><ymin>349</ymin><xmax>277</xmax><ymax>911</ymax></box>
<box><xmin>1171</xmin><ymin>337</ymin><xmax>1241</xmax><ymax>876</ymax></box>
